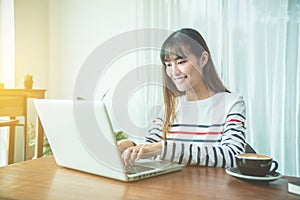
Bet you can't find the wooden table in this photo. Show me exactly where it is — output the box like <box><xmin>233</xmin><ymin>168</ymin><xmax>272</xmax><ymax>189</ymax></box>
<box><xmin>0</xmin><ymin>156</ymin><xmax>299</xmax><ymax>200</ymax></box>
<box><xmin>0</xmin><ymin>89</ymin><xmax>47</xmax><ymax>159</ymax></box>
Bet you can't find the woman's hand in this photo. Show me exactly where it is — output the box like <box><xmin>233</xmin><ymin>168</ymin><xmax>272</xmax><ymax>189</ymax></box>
<box><xmin>117</xmin><ymin>139</ymin><xmax>136</xmax><ymax>152</ymax></box>
<box><xmin>121</xmin><ymin>142</ymin><xmax>163</xmax><ymax>166</ymax></box>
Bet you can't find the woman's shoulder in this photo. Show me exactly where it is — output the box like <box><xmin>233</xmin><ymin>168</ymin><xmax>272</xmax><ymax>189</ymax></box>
<box><xmin>220</xmin><ymin>92</ymin><xmax>243</xmax><ymax>99</ymax></box>
<box><xmin>216</xmin><ymin>92</ymin><xmax>245</xmax><ymax>104</ymax></box>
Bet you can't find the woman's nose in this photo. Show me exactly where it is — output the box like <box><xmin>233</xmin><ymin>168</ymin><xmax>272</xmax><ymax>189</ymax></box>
<box><xmin>171</xmin><ymin>64</ymin><xmax>180</xmax><ymax>76</ymax></box>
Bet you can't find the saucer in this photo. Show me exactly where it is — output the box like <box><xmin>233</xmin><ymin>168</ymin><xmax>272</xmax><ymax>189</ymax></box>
<box><xmin>226</xmin><ymin>167</ymin><xmax>282</xmax><ymax>184</ymax></box>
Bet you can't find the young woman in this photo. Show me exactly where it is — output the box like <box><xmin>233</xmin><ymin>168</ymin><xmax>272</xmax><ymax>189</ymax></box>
<box><xmin>118</xmin><ymin>28</ymin><xmax>246</xmax><ymax>168</ymax></box>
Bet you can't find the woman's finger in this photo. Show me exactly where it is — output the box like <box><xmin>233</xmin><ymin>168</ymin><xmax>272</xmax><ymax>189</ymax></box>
<box><xmin>137</xmin><ymin>147</ymin><xmax>144</xmax><ymax>160</ymax></box>
<box><xmin>122</xmin><ymin>148</ymin><xmax>132</xmax><ymax>166</ymax></box>
<box><xmin>129</xmin><ymin>148</ymin><xmax>139</xmax><ymax>165</ymax></box>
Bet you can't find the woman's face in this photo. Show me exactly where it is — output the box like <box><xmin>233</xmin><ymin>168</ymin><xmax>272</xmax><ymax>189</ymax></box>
<box><xmin>164</xmin><ymin>54</ymin><xmax>204</xmax><ymax>95</ymax></box>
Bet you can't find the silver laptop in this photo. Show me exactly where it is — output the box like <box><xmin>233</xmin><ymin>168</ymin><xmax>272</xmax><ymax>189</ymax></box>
<box><xmin>34</xmin><ymin>99</ymin><xmax>182</xmax><ymax>182</ymax></box>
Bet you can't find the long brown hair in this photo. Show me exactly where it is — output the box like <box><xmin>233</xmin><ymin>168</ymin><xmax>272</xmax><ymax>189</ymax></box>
<box><xmin>160</xmin><ymin>28</ymin><xmax>229</xmax><ymax>139</ymax></box>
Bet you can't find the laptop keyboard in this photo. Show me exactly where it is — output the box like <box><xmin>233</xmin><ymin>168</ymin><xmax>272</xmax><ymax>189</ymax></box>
<box><xmin>126</xmin><ymin>165</ymin><xmax>154</xmax><ymax>175</ymax></box>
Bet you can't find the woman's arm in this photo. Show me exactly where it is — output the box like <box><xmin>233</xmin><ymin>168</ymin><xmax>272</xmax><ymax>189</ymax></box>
<box><xmin>161</xmin><ymin>116</ymin><xmax>245</xmax><ymax>168</ymax></box>
<box><xmin>161</xmin><ymin>97</ymin><xmax>246</xmax><ymax>168</ymax></box>
<box><xmin>121</xmin><ymin>96</ymin><xmax>246</xmax><ymax>168</ymax></box>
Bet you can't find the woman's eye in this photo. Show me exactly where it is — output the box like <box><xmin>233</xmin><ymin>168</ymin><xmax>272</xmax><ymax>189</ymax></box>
<box><xmin>177</xmin><ymin>60</ymin><xmax>186</xmax><ymax>65</ymax></box>
<box><xmin>165</xmin><ymin>63</ymin><xmax>172</xmax><ymax>67</ymax></box>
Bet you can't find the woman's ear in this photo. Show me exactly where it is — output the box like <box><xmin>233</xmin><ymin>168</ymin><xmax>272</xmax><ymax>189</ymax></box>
<box><xmin>199</xmin><ymin>51</ymin><xmax>209</xmax><ymax>67</ymax></box>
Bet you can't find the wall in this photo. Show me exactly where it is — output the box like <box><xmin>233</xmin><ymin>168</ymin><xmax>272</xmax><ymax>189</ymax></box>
<box><xmin>0</xmin><ymin>0</ymin><xmax>49</xmax><ymax>164</ymax></box>
<box><xmin>15</xmin><ymin>0</ymin><xmax>138</xmax><ymax>99</ymax></box>
<box><xmin>1</xmin><ymin>0</ymin><xmax>138</xmax><ymax>164</ymax></box>
<box><xmin>48</xmin><ymin>0</ymin><xmax>137</xmax><ymax>99</ymax></box>
<box><xmin>14</xmin><ymin>0</ymin><xmax>49</xmax><ymax>89</ymax></box>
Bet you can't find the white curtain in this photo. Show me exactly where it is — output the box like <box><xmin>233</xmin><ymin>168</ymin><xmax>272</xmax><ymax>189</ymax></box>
<box><xmin>0</xmin><ymin>0</ymin><xmax>14</xmax><ymax>86</ymax></box>
<box><xmin>137</xmin><ymin>0</ymin><xmax>300</xmax><ymax>176</ymax></box>
<box><xmin>0</xmin><ymin>0</ymin><xmax>15</xmax><ymax>166</ymax></box>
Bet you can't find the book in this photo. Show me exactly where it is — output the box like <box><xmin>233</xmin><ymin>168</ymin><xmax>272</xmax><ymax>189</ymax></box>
<box><xmin>288</xmin><ymin>180</ymin><xmax>300</xmax><ymax>196</ymax></box>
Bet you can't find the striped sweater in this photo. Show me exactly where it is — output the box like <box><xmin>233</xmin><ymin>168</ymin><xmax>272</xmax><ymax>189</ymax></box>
<box><xmin>145</xmin><ymin>92</ymin><xmax>246</xmax><ymax>168</ymax></box>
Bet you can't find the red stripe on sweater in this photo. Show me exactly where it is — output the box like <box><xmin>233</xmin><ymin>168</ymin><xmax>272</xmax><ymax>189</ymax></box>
<box><xmin>168</xmin><ymin>131</ymin><xmax>222</xmax><ymax>135</ymax></box>
<box><xmin>227</xmin><ymin>119</ymin><xmax>244</xmax><ymax>126</ymax></box>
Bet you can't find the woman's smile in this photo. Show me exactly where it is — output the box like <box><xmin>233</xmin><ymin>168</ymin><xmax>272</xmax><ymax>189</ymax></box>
<box><xmin>173</xmin><ymin>75</ymin><xmax>188</xmax><ymax>84</ymax></box>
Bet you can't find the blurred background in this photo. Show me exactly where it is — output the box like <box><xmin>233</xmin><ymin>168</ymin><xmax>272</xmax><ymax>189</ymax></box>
<box><xmin>0</xmin><ymin>0</ymin><xmax>299</xmax><ymax>176</ymax></box>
